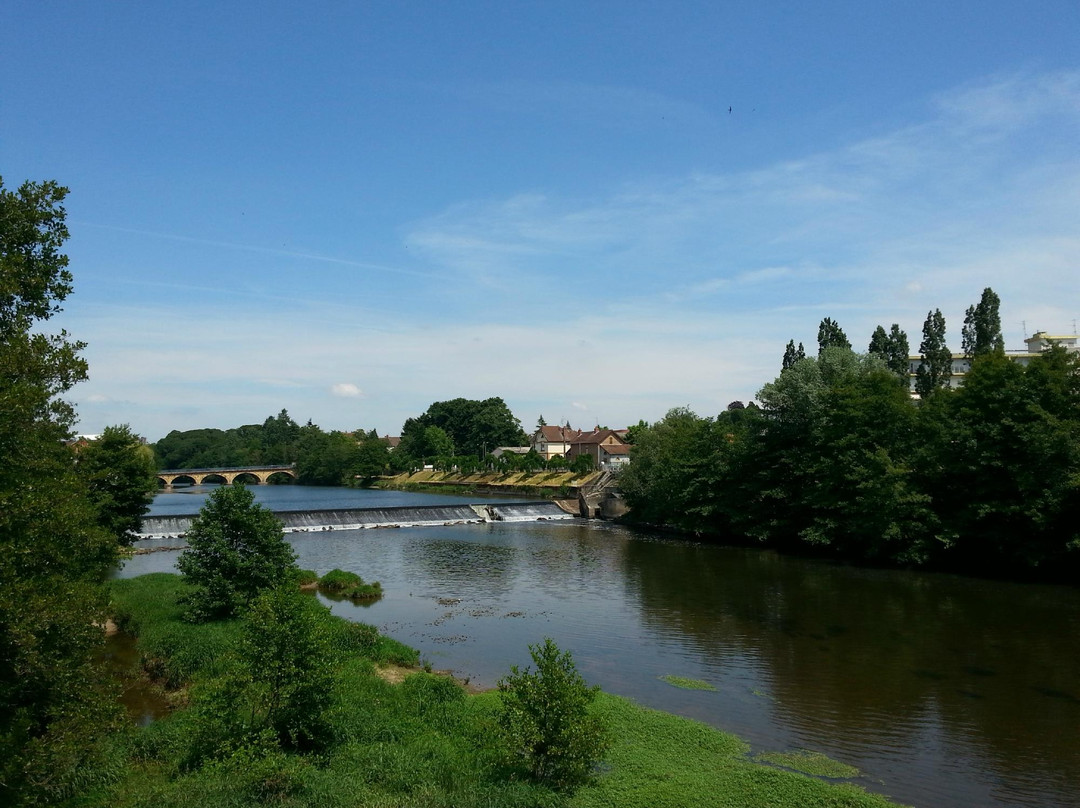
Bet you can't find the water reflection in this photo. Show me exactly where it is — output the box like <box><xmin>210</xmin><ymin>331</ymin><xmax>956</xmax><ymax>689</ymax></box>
<box><xmin>618</xmin><ymin>537</ymin><xmax>1080</xmax><ymax>808</ymax></box>
<box><xmin>122</xmin><ymin>487</ymin><xmax>1080</xmax><ymax>808</ymax></box>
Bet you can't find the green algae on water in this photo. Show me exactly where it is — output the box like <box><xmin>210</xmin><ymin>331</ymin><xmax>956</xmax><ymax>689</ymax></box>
<box><xmin>659</xmin><ymin>674</ymin><xmax>717</xmax><ymax>691</ymax></box>
<box><xmin>755</xmin><ymin>749</ymin><xmax>860</xmax><ymax>778</ymax></box>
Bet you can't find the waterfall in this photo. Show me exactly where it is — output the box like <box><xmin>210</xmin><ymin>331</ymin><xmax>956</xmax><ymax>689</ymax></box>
<box><xmin>137</xmin><ymin>502</ymin><xmax>575</xmax><ymax>538</ymax></box>
<box><xmin>488</xmin><ymin>502</ymin><xmax>575</xmax><ymax>522</ymax></box>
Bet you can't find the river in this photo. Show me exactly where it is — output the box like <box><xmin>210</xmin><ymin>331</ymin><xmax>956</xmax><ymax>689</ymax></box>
<box><xmin>119</xmin><ymin>484</ymin><xmax>1080</xmax><ymax>808</ymax></box>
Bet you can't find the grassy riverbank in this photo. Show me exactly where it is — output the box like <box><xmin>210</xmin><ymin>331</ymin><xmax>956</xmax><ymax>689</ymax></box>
<box><xmin>88</xmin><ymin>573</ymin><xmax>907</xmax><ymax>808</ymax></box>
<box><xmin>378</xmin><ymin>469</ymin><xmax>598</xmax><ymax>499</ymax></box>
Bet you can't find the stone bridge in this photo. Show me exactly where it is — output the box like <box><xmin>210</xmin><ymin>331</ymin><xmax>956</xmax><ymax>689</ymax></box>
<box><xmin>156</xmin><ymin>464</ymin><xmax>298</xmax><ymax>487</ymax></box>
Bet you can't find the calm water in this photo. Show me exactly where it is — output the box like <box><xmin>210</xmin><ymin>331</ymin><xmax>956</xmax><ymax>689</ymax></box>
<box><xmin>121</xmin><ymin>485</ymin><xmax>1080</xmax><ymax>808</ymax></box>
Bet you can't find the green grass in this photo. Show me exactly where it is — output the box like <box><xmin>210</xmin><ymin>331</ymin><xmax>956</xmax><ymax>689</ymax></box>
<box><xmin>92</xmin><ymin>573</ymin><xmax>903</xmax><ymax>808</ymax></box>
<box><xmin>318</xmin><ymin>568</ymin><xmax>384</xmax><ymax>601</ymax></box>
<box><xmin>754</xmin><ymin>749</ymin><xmax>861</xmax><ymax>779</ymax></box>
<box><xmin>568</xmin><ymin>696</ymin><xmax>897</xmax><ymax>808</ymax></box>
<box><xmin>659</xmin><ymin>674</ymin><xmax>717</xmax><ymax>691</ymax></box>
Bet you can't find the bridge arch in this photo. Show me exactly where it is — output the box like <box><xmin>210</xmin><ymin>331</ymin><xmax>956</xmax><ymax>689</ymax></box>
<box><xmin>156</xmin><ymin>465</ymin><xmax>298</xmax><ymax>488</ymax></box>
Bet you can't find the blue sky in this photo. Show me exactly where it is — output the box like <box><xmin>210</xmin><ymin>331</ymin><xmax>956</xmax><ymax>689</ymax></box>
<box><xmin>3</xmin><ymin>2</ymin><xmax>1078</xmax><ymax>442</ymax></box>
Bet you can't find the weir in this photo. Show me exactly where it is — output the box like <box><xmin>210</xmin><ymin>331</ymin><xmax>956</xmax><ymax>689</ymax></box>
<box><xmin>137</xmin><ymin>501</ymin><xmax>575</xmax><ymax>539</ymax></box>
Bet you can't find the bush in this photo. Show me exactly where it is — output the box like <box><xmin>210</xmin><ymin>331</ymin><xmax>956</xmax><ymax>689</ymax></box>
<box><xmin>297</xmin><ymin>569</ymin><xmax>319</xmax><ymax>587</ymax></box>
<box><xmin>176</xmin><ymin>485</ymin><xmax>297</xmax><ymax>621</ymax></box>
<box><xmin>318</xmin><ymin>568</ymin><xmax>383</xmax><ymax>601</ymax></box>
<box><xmin>496</xmin><ymin>638</ymin><xmax>609</xmax><ymax>792</ymax></box>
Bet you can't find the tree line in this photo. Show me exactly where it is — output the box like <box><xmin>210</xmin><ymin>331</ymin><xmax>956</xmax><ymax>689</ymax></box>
<box><xmin>153</xmin><ymin>411</ymin><xmax>394</xmax><ymax>485</ymax></box>
<box><xmin>152</xmin><ymin>396</ymin><xmax>597</xmax><ymax>483</ymax></box>
<box><xmin>621</xmin><ymin>290</ymin><xmax>1080</xmax><ymax>581</ymax></box>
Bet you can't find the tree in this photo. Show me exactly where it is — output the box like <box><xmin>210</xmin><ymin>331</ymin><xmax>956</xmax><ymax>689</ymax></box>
<box><xmin>497</xmin><ymin>638</ymin><xmax>609</xmax><ymax>792</ymax></box>
<box><xmin>816</xmin><ymin>318</ymin><xmax>850</xmax><ymax>357</ymax></box>
<box><xmin>76</xmin><ymin>424</ymin><xmax>158</xmax><ymax>544</ymax></box>
<box><xmin>886</xmin><ymin>324</ymin><xmax>911</xmax><ymax>377</ymax></box>
<box><xmin>261</xmin><ymin>409</ymin><xmax>300</xmax><ymax>464</ymax></box>
<box><xmin>1</xmin><ymin>178</ymin><xmax>121</xmax><ymax>804</ymax></box>
<box><xmin>961</xmin><ymin>287</ymin><xmax>1004</xmax><ymax>359</ymax></box>
<box><xmin>295</xmin><ymin>426</ymin><xmax>362</xmax><ymax>485</ymax></box>
<box><xmin>915</xmin><ymin>309</ymin><xmax>952</xmax><ymax>399</ymax></box>
<box><xmin>868</xmin><ymin>324</ymin><xmax>910</xmax><ymax>378</ymax></box>
<box><xmin>398</xmin><ymin>397</ymin><xmax>527</xmax><ymax>462</ymax></box>
<box><xmin>424</xmin><ymin>425</ymin><xmax>455</xmax><ymax>460</ymax></box>
<box><xmin>569</xmin><ymin>452</ymin><xmax>595</xmax><ymax>475</ymax></box>
<box><xmin>782</xmin><ymin>339</ymin><xmax>806</xmax><ymax>370</ymax></box>
<box><xmin>177</xmin><ymin>485</ymin><xmax>298</xmax><ymax>621</ymax></box>
<box><xmin>624</xmin><ymin>419</ymin><xmax>650</xmax><ymax>445</ymax></box>
<box><xmin>353</xmin><ymin>433</ymin><xmax>391</xmax><ymax>481</ymax></box>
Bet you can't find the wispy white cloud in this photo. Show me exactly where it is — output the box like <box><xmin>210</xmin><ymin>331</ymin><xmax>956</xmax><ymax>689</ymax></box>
<box><xmin>407</xmin><ymin>70</ymin><xmax>1080</xmax><ymax>341</ymax></box>
<box><xmin>63</xmin><ymin>71</ymin><xmax>1080</xmax><ymax>440</ymax></box>
<box><xmin>74</xmin><ymin>222</ymin><xmax>445</xmax><ymax>280</ymax></box>
<box><xmin>331</xmin><ymin>383</ymin><xmax>363</xmax><ymax>398</ymax></box>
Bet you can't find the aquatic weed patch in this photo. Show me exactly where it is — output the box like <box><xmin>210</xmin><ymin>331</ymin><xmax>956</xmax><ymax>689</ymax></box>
<box><xmin>660</xmin><ymin>674</ymin><xmax>717</xmax><ymax>691</ymax></box>
<box><xmin>572</xmin><ymin>695</ymin><xmax>895</xmax><ymax>808</ymax></box>
<box><xmin>754</xmin><ymin>749</ymin><xmax>860</xmax><ymax>779</ymax></box>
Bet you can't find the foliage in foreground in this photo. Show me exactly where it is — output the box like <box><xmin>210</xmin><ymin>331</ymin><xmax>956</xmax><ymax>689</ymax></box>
<box><xmin>91</xmin><ymin>573</ymin><xmax>900</xmax><ymax>808</ymax></box>
<box><xmin>1</xmin><ymin>177</ymin><xmax>123</xmax><ymax>806</ymax></box>
<box><xmin>497</xmin><ymin>637</ymin><xmax>609</xmax><ymax>792</ymax></box>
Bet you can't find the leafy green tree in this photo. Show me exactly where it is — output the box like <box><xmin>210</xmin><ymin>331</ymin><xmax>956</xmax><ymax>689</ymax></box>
<box><xmin>177</xmin><ymin>485</ymin><xmax>298</xmax><ymax>621</ymax></box>
<box><xmin>569</xmin><ymin>452</ymin><xmax>595</xmax><ymax>475</ymax></box>
<box><xmin>260</xmin><ymin>409</ymin><xmax>300</xmax><ymax>464</ymax></box>
<box><xmin>922</xmin><ymin>348</ymin><xmax>1080</xmax><ymax>574</ymax></box>
<box><xmin>0</xmin><ymin>177</ymin><xmax>120</xmax><ymax>805</ymax></box>
<box><xmin>497</xmin><ymin>638</ymin><xmax>609</xmax><ymax>792</ymax></box>
<box><xmin>239</xmin><ymin>587</ymin><xmax>334</xmax><ymax>751</ymax></box>
<box><xmin>295</xmin><ymin>426</ymin><xmax>362</xmax><ymax>485</ymax></box>
<box><xmin>816</xmin><ymin>318</ymin><xmax>850</xmax><ymax>357</ymax></box>
<box><xmin>915</xmin><ymin>308</ymin><xmax>952</xmax><ymax>399</ymax></box>
<box><xmin>399</xmin><ymin>397</ymin><xmax>527</xmax><ymax>461</ymax></box>
<box><xmin>354</xmin><ymin>432</ymin><xmax>391</xmax><ymax>481</ymax></box>
<box><xmin>619</xmin><ymin>408</ymin><xmax>712</xmax><ymax>529</ymax></box>
<box><xmin>152</xmin><ymin>426</ymin><xmax>245</xmax><ymax>469</ymax></box>
<box><xmin>961</xmin><ymin>287</ymin><xmax>1004</xmax><ymax>359</ymax></box>
<box><xmin>424</xmin><ymin>425</ymin><xmax>455</xmax><ymax>460</ymax></box>
<box><xmin>76</xmin><ymin>424</ymin><xmax>158</xmax><ymax>544</ymax></box>
<box><xmin>624</xmin><ymin>419</ymin><xmax>649</xmax><ymax>444</ymax></box>
<box><xmin>519</xmin><ymin>448</ymin><xmax>546</xmax><ymax>473</ymax></box>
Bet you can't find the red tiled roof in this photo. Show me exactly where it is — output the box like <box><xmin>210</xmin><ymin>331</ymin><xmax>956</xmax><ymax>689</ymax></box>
<box><xmin>536</xmin><ymin>425</ymin><xmax>581</xmax><ymax>442</ymax></box>
<box><xmin>569</xmin><ymin>429</ymin><xmax>626</xmax><ymax>446</ymax></box>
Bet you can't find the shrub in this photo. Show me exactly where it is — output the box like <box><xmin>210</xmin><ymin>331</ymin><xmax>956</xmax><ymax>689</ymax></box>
<box><xmin>496</xmin><ymin>637</ymin><xmax>609</xmax><ymax>792</ymax></box>
<box><xmin>297</xmin><ymin>569</ymin><xmax>319</xmax><ymax>587</ymax></box>
<box><xmin>176</xmin><ymin>485</ymin><xmax>297</xmax><ymax>621</ymax></box>
<box><xmin>318</xmin><ymin>568</ymin><xmax>383</xmax><ymax>601</ymax></box>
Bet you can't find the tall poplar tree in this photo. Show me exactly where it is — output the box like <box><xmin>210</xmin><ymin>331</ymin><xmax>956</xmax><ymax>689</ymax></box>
<box><xmin>781</xmin><ymin>339</ymin><xmax>806</xmax><ymax>371</ymax></box>
<box><xmin>868</xmin><ymin>324</ymin><xmax>910</xmax><ymax>378</ymax></box>
<box><xmin>816</xmin><ymin>318</ymin><xmax>851</xmax><ymax>357</ymax></box>
<box><xmin>915</xmin><ymin>308</ymin><xmax>952</xmax><ymax>399</ymax></box>
<box><xmin>961</xmin><ymin>287</ymin><xmax>1005</xmax><ymax>359</ymax></box>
